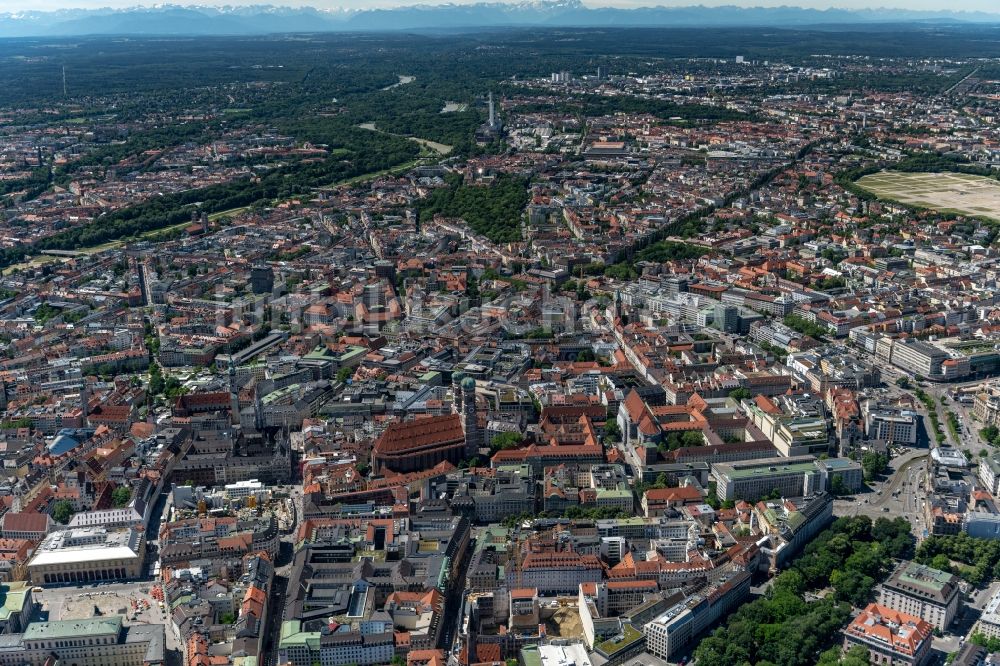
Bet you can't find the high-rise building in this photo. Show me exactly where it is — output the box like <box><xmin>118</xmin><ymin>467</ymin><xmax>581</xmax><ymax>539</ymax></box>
<box><xmin>462</xmin><ymin>376</ymin><xmax>482</xmax><ymax>457</ymax></box>
<box><xmin>250</xmin><ymin>264</ymin><xmax>274</xmax><ymax>295</ymax></box>
<box><xmin>713</xmin><ymin>304</ymin><xmax>739</xmax><ymax>333</ymax></box>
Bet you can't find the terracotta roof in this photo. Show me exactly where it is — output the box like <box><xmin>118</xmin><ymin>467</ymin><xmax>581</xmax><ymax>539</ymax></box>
<box><xmin>846</xmin><ymin>604</ymin><xmax>932</xmax><ymax>657</ymax></box>
<box><xmin>89</xmin><ymin>404</ymin><xmax>132</xmax><ymax>422</ymax></box>
<box><xmin>476</xmin><ymin>644</ymin><xmax>501</xmax><ymax>663</ymax></box>
<box><xmin>644</xmin><ymin>486</ymin><xmax>702</xmax><ymax>503</ymax></box>
<box><xmin>2</xmin><ymin>512</ymin><xmax>49</xmax><ymax>534</ymax></box>
<box><xmin>606</xmin><ymin>579</ymin><xmax>658</xmax><ymax>590</ymax></box>
<box><xmin>753</xmin><ymin>395</ymin><xmax>782</xmax><ymax>414</ymax></box>
<box><xmin>374</xmin><ymin>414</ymin><xmax>465</xmax><ymax>455</ymax></box>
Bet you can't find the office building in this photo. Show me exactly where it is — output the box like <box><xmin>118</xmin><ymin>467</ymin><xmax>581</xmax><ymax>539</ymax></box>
<box><xmin>816</xmin><ymin>458</ymin><xmax>864</xmax><ymax>494</ymax></box>
<box><xmin>643</xmin><ymin>571</ymin><xmax>751</xmax><ymax>660</ymax></box>
<box><xmin>277</xmin><ymin>621</ymin><xmax>394</xmax><ymax>666</ymax></box>
<box><xmin>712</xmin><ymin>455</ymin><xmax>821</xmax><ymax>502</ymax></box>
<box><xmin>865</xmin><ymin>407</ymin><xmax>919</xmax><ymax>446</ymax></box>
<box><xmin>878</xmin><ymin>562</ymin><xmax>960</xmax><ymax>631</ymax></box>
<box><xmin>0</xmin><ymin>617</ymin><xmax>164</xmax><ymax>666</ymax></box>
<box><xmin>505</xmin><ymin>546</ymin><xmax>603</xmax><ymax>595</ymax></box>
<box><xmin>889</xmin><ymin>339</ymin><xmax>947</xmax><ymax>377</ymax></box>
<box><xmin>980</xmin><ymin>453</ymin><xmax>1000</xmax><ymax>496</ymax></box>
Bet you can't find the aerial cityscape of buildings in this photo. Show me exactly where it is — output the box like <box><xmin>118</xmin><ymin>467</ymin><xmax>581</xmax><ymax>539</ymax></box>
<box><xmin>2</xmin><ymin>25</ymin><xmax>1000</xmax><ymax>666</ymax></box>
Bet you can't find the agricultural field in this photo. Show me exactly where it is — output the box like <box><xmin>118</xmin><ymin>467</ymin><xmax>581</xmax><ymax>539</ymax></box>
<box><xmin>856</xmin><ymin>171</ymin><xmax>1000</xmax><ymax>221</ymax></box>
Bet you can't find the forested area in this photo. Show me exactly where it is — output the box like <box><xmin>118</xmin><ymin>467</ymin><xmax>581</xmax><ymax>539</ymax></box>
<box><xmin>635</xmin><ymin>239</ymin><xmax>710</xmax><ymax>263</ymax></box>
<box><xmin>693</xmin><ymin>516</ymin><xmax>912</xmax><ymax>666</ymax></box>
<box><xmin>52</xmin><ymin>121</ymin><xmax>214</xmax><ymax>183</ymax></box>
<box><xmin>0</xmin><ymin>166</ymin><xmax>51</xmax><ymax>201</ymax></box>
<box><xmin>417</xmin><ymin>173</ymin><xmax>528</xmax><ymax>243</ymax></box>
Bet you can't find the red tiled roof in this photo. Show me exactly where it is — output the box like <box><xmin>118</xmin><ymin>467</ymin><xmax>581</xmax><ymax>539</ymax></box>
<box><xmin>846</xmin><ymin>604</ymin><xmax>932</xmax><ymax>657</ymax></box>
<box><xmin>2</xmin><ymin>512</ymin><xmax>49</xmax><ymax>534</ymax></box>
<box><xmin>374</xmin><ymin>414</ymin><xmax>465</xmax><ymax>455</ymax></box>
<box><xmin>644</xmin><ymin>486</ymin><xmax>702</xmax><ymax>503</ymax></box>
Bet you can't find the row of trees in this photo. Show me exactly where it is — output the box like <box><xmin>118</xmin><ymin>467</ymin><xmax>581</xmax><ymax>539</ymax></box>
<box><xmin>915</xmin><ymin>532</ymin><xmax>1000</xmax><ymax>586</ymax></box>
<box><xmin>693</xmin><ymin>515</ymin><xmax>912</xmax><ymax>666</ymax></box>
<box><xmin>499</xmin><ymin>505</ymin><xmax>630</xmax><ymax>527</ymax></box>
<box><xmin>634</xmin><ymin>240</ymin><xmax>710</xmax><ymax>263</ymax></box>
<box><xmin>783</xmin><ymin>314</ymin><xmax>829</xmax><ymax>340</ymax></box>
<box><xmin>919</xmin><ymin>389</ymin><xmax>946</xmax><ymax>445</ymax></box>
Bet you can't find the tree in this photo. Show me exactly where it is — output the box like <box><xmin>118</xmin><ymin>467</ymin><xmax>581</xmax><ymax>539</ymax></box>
<box><xmin>490</xmin><ymin>431</ymin><xmax>523</xmax><ymax>454</ymax></box>
<box><xmin>861</xmin><ymin>451</ymin><xmax>889</xmax><ymax>482</ymax></box>
<box><xmin>336</xmin><ymin>366</ymin><xmax>354</xmax><ymax>383</ymax></box>
<box><xmin>729</xmin><ymin>388</ymin><xmax>752</xmax><ymax>401</ymax></box>
<box><xmin>930</xmin><ymin>554</ymin><xmax>953</xmax><ymax>572</ymax></box>
<box><xmin>602</xmin><ymin>419</ymin><xmax>622</xmax><ymax>442</ymax></box>
<box><xmin>971</xmin><ymin>632</ymin><xmax>1000</xmax><ymax>653</ymax></box>
<box><xmin>841</xmin><ymin>646</ymin><xmax>872</xmax><ymax>666</ymax></box>
<box><xmin>52</xmin><ymin>500</ymin><xmax>74</xmax><ymax>525</ymax></box>
<box><xmin>895</xmin><ymin>377</ymin><xmax>911</xmax><ymax>389</ymax></box>
<box><xmin>830</xmin><ymin>475</ymin><xmax>849</xmax><ymax>496</ymax></box>
<box><xmin>818</xmin><ymin>646</ymin><xmax>871</xmax><ymax>666</ymax></box>
<box><xmin>980</xmin><ymin>425</ymin><xmax>1000</xmax><ymax>447</ymax></box>
<box><xmin>112</xmin><ymin>486</ymin><xmax>132</xmax><ymax>508</ymax></box>
<box><xmin>164</xmin><ymin>376</ymin><xmax>186</xmax><ymax>399</ymax></box>
<box><xmin>148</xmin><ymin>364</ymin><xmax>165</xmax><ymax>395</ymax></box>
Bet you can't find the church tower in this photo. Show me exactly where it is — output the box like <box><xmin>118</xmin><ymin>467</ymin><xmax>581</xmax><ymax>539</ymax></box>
<box><xmin>452</xmin><ymin>371</ymin><xmax>466</xmax><ymax>414</ymax></box>
<box><xmin>80</xmin><ymin>379</ymin><xmax>90</xmax><ymax>427</ymax></box>
<box><xmin>461</xmin><ymin>376</ymin><xmax>481</xmax><ymax>457</ymax></box>
<box><xmin>229</xmin><ymin>359</ymin><xmax>240</xmax><ymax>427</ymax></box>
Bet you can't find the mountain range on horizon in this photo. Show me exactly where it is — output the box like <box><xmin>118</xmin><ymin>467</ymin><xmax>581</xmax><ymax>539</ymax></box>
<box><xmin>2</xmin><ymin>0</ymin><xmax>1000</xmax><ymax>37</ymax></box>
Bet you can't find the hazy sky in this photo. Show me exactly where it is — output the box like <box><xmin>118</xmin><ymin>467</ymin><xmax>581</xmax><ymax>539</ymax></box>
<box><xmin>8</xmin><ymin>0</ymin><xmax>1000</xmax><ymax>13</ymax></box>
